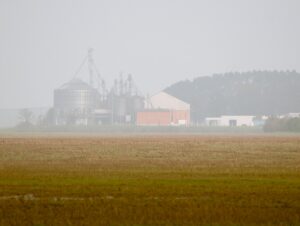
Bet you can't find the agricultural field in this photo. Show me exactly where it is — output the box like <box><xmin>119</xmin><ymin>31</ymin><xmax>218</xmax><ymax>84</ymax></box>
<box><xmin>0</xmin><ymin>134</ymin><xmax>300</xmax><ymax>226</ymax></box>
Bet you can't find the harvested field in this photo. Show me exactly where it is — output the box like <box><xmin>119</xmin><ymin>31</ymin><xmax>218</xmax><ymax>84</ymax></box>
<box><xmin>0</xmin><ymin>135</ymin><xmax>300</xmax><ymax>226</ymax></box>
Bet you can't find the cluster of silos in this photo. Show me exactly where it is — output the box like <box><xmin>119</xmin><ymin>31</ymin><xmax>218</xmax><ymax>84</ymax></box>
<box><xmin>53</xmin><ymin>75</ymin><xmax>144</xmax><ymax>126</ymax></box>
<box><xmin>110</xmin><ymin>95</ymin><xmax>144</xmax><ymax>124</ymax></box>
<box><xmin>108</xmin><ymin>74</ymin><xmax>144</xmax><ymax>124</ymax></box>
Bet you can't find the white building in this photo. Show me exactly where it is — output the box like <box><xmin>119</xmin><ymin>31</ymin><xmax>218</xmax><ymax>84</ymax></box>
<box><xmin>205</xmin><ymin>115</ymin><xmax>256</xmax><ymax>127</ymax></box>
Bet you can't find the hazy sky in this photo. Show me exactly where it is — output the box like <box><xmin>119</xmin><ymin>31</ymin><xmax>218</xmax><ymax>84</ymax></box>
<box><xmin>1</xmin><ymin>0</ymin><xmax>300</xmax><ymax>109</ymax></box>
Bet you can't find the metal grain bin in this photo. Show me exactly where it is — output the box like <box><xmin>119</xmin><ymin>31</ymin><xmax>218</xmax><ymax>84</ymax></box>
<box><xmin>54</xmin><ymin>78</ymin><xmax>100</xmax><ymax>113</ymax></box>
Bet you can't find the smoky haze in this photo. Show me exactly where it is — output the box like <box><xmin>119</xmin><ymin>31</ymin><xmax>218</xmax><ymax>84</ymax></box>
<box><xmin>1</xmin><ymin>0</ymin><xmax>300</xmax><ymax>110</ymax></box>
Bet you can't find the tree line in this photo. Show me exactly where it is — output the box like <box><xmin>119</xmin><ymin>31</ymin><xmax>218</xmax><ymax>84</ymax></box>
<box><xmin>165</xmin><ymin>70</ymin><xmax>300</xmax><ymax>123</ymax></box>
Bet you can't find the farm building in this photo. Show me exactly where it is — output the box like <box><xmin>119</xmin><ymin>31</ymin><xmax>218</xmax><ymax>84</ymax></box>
<box><xmin>205</xmin><ymin>115</ymin><xmax>256</xmax><ymax>127</ymax></box>
<box><xmin>137</xmin><ymin>92</ymin><xmax>190</xmax><ymax>126</ymax></box>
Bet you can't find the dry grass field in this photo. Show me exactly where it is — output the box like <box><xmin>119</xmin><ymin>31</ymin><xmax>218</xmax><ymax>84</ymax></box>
<box><xmin>0</xmin><ymin>134</ymin><xmax>300</xmax><ymax>226</ymax></box>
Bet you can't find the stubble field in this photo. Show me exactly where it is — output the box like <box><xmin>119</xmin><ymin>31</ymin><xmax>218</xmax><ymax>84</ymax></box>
<box><xmin>0</xmin><ymin>134</ymin><xmax>300</xmax><ymax>226</ymax></box>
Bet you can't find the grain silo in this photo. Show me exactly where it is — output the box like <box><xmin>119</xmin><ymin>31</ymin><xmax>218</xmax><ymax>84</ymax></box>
<box><xmin>54</xmin><ymin>78</ymin><xmax>101</xmax><ymax>125</ymax></box>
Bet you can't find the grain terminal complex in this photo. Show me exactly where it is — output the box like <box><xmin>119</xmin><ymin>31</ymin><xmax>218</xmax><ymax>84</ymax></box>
<box><xmin>53</xmin><ymin>50</ymin><xmax>190</xmax><ymax>126</ymax></box>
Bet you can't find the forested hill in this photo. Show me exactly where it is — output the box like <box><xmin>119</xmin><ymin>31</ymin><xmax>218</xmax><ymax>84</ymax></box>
<box><xmin>165</xmin><ymin>71</ymin><xmax>300</xmax><ymax>122</ymax></box>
